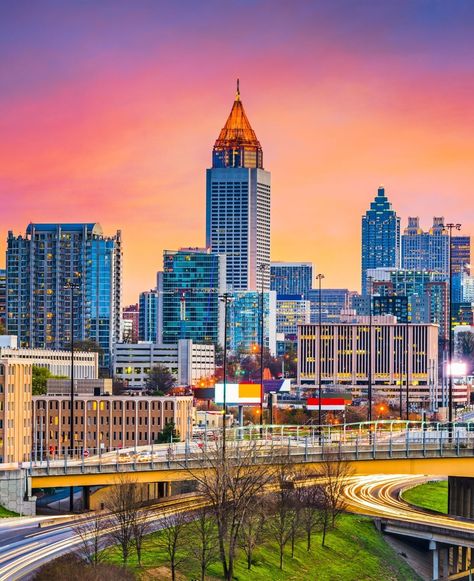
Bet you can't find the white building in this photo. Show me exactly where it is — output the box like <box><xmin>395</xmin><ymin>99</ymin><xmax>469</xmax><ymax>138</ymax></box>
<box><xmin>297</xmin><ymin>321</ymin><xmax>439</xmax><ymax>403</ymax></box>
<box><xmin>113</xmin><ymin>339</ymin><xmax>215</xmax><ymax>388</ymax></box>
<box><xmin>0</xmin><ymin>335</ymin><xmax>98</xmax><ymax>379</ymax></box>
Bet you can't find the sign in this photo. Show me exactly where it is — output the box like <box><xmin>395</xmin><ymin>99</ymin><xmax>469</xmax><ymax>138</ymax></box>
<box><xmin>306</xmin><ymin>398</ymin><xmax>346</xmax><ymax>411</ymax></box>
<box><xmin>83</xmin><ymin>450</ymin><xmax>89</xmax><ymax>458</ymax></box>
<box><xmin>214</xmin><ymin>383</ymin><xmax>262</xmax><ymax>405</ymax></box>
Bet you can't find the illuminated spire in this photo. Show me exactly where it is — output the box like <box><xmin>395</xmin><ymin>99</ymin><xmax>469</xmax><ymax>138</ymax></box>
<box><xmin>212</xmin><ymin>81</ymin><xmax>263</xmax><ymax>168</ymax></box>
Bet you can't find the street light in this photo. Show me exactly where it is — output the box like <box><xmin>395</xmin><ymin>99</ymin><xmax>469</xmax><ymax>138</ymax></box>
<box><xmin>219</xmin><ymin>293</ymin><xmax>232</xmax><ymax>458</ymax></box>
<box><xmin>442</xmin><ymin>222</ymin><xmax>462</xmax><ymax>428</ymax></box>
<box><xmin>315</xmin><ymin>273</ymin><xmax>325</xmax><ymax>429</ymax></box>
<box><xmin>64</xmin><ymin>272</ymin><xmax>81</xmax><ymax>513</ymax></box>
<box><xmin>259</xmin><ymin>263</ymin><xmax>268</xmax><ymax>426</ymax></box>
<box><xmin>367</xmin><ymin>276</ymin><xmax>373</xmax><ymax>423</ymax></box>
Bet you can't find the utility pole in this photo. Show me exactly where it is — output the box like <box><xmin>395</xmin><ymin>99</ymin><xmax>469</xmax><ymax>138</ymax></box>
<box><xmin>367</xmin><ymin>277</ymin><xmax>373</xmax><ymax>423</ymax></box>
<box><xmin>315</xmin><ymin>274</ymin><xmax>325</xmax><ymax>428</ymax></box>
<box><xmin>259</xmin><ymin>264</ymin><xmax>267</xmax><ymax>426</ymax></box>
<box><xmin>220</xmin><ymin>293</ymin><xmax>232</xmax><ymax>459</ymax></box>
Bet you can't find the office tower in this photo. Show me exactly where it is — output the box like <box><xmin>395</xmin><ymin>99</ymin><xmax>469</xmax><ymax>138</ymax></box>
<box><xmin>372</xmin><ymin>295</ymin><xmax>409</xmax><ymax>323</ymax></box>
<box><xmin>159</xmin><ymin>248</ymin><xmax>226</xmax><ymax>345</ymax></box>
<box><xmin>298</xmin><ymin>321</ymin><xmax>439</xmax><ymax>404</ymax></box>
<box><xmin>276</xmin><ymin>294</ymin><xmax>310</xmax><ymax>340</ymax></box>
<box><xmin>206</xmin><ymin>82</ymin><xmax>271</xmax><ymax>291</ymax></box>
<box><xmin>6</xmin><ymin>223</ymin><xmax>122</xmax><ymax>368</ymax></box>
<box><xmin>228</xmin><ymin>290</ymin><xmax>277</xmax><ymax>354</ymax></box>
<box><xmin>361</xmin><ymin>186</ymin><xmax>400</xmax><ymax>294</ymax></box>
<box><xmin>139</xmin><ymin>290</ymin><xmax>158</xmax><ymax>342</ymax></box>
<box><xmin>452</xmin><ymin>236</ymin><xmax>471</xmax><ymax>303</ymax></box>
<box><xmin>270</xmin><ymin>262</ymin><xmax>313</xmax><ymax>296</ymax></box>
<box><xmin>122</xmin><ymin>303</ymin><xmax>139</xmax><ymax>343</ymax></box>
<box><xmin>401</xmin><ymin>217</ymin><xmax>449</xmax><ymax>274</ymax></box>
<box><xmin>306</xmin><ymin>288</ymin><xmax>355</xmax><ymax>324</ymax></box>
<box><xmin>0</xmin><ymin>269</ymin><xmax>6</xmax><ymax>331</ymax></box>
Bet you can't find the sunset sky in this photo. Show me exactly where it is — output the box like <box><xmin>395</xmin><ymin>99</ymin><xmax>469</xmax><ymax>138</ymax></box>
<box><xmin>1</xmin><ymin>1</ymin><xmax>473</xmax><ymax>303</ymax></box>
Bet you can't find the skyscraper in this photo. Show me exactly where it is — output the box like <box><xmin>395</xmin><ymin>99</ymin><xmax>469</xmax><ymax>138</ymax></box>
<box><xmin>158</xmin><ymin>248</ymin><xmax>226</xmax><ymax>345</ymax></box>
<box><xmin>139</xmin><ymin>290</ymin><xmax>159</xmax><ymax>342</ymax></box>
<box><xmin>361</xmin><ymin>186</ymin><xmax>400</xmax><ymax>294</ymax></box>
<box><xmin>451</xmin><ymin>236</ymin><xmax>471</xmax><ymax>304</ymax></box>
<box><xmin>401</xmin><ymin>217</ymin><xmax>449</xmax><ymax>274</ymax></box>
<box><xmin>270</xmin><ymin>262</ymin><xmax>313</xmax><ymax>296</ymax></box>
<box><xmin>206</xmin><ymin>81</ymin><xmax>271</xmax><ymax>291</ymax></box>
<box><xmin>0</xmin><ymin>269</ymin><xmax>6</xmax><ymax>331</ymax></box>
<box><xmin>6</xmin><ymin>223</ymin><xmax>122</xmax><ymax>367</ymax></box>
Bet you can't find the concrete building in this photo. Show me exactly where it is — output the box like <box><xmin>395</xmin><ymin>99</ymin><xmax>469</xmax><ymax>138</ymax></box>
<box><xmin>122</xmin><ymin>303</ymin><xmax>139</xmax><ymax>343</ymax></box>
<box><xmin>270</xmin><ymin>262</ymin><xmax>313</xmax><ymax>296</ymax></box>
<box><xmin>297</xmin><ymin>320</ymin><xmax>439</xmax><ymax>403</ymax></box>
<box><xmin>0</xmin><ymin>358</ymin><xmax>33</xmax><ymax>463</ymax></box>
<box><xmin>206</xmin><ymin>82</ymin><xmax>271</xmax><ymax>291</ymax></box>
<box><xmin>6</xmin><ymin>223</ymin><xmax>122</xmax><ymax>368</ymax></box>
<box><xmin>0</xmin><ymin>336</ymin><xmax>98</xmax><ymax>379</ymax></box>
<box><xmin>159</xmin><ymin>248</ymin><xmax>226</xmax><ymax>346</ymax></box>
<box><xmin>113</xmin><ymin>340</ymin><xmax>215</xmax><ymax>389</ymax></box>
<box><xmin>139</xmin><ymin>290</ymin><xmax>158</xmax><ymax>342</ymax></box>
<box><xmin>32</xmin><ymin>395</ymin><xmax>193</xmax><ymax>455</ymax></box>
<box><xmin>46</xmin><ymin>378</ymin><xmax>112</xmax><ymax>396</ymax></box>
<box><xmin>361</xmin><ymin>187</ymin><xmax>400</xmax><ymax>294</ymax></box>
<box><xmin>228</xmin><ymin>290</ymin><xmax>277</xmax><ymax>355</ymax></box>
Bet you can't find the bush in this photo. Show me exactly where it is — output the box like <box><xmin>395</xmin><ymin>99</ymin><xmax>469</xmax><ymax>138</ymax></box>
<box><xmin>33</xmin><ymin>554</ymin><xmax>134</xmax><ymax>581</ymax></box>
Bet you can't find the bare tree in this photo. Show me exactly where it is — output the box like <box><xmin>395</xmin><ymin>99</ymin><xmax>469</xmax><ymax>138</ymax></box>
<box><xmin>238</xmin><ymin>496</ymin><xmax>266</xmax><ymax>570</ymax></box>
<box><xmin>73</xmin><ymin>513</ymin><xmax>107</xmax><ymax>566</ymax></box>
<box><xmin>316</xmin><ymin>452</ymin><xmax>354</xmax><ymax>546</ymax></box>
<box><xmin>184</xmin><ymin>438</ymin><xmax>275</xmax><ymax>581</ymax></box>
<box><xmin>104</xmin><ymin>475</ymin><xmax>141</xmax><ymax>565</ymax></box>
<box><xmin>189</xmin><ymin>505</ymin><xmax>219</xmax><ymax>581</ymax></box>
<box><xmin>299</xmin><ymin>484</ymin><xmax>324</xmax><ymax>551</ymax></box>
<box><xmin>154</xmin><ymin>510</ymin><xmax>189</xmax><ymax>581</ymax></box>
<box><xmin>131</xmin><ymin>507</ymin><xmax>151</xmax><ymax>567</ymax></box>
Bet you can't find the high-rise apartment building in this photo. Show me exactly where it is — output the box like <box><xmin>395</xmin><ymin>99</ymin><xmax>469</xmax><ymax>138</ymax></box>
<box><xmin>139</xmin><ymin>290</ymin><xmax>159</xmax><ymax>342</ymax></box>
<box><xmin>361</xmin><ymin>186</ymin><xmax>400</xmax><ymax>294</ymax></box>
<box><xmin>276</xmin><ymin>294</ymin><xmax>310</xmax><ymax>340</ymax></box>
<box><xmin>401</xmin><ymin>217</ymin><xmax>449</xmax><ymax>274</ymax></box>
<box><xmin>452</xmin><ymin>236</ymin><xmax>471</xmax><ymax>304</ymax></box>
<box><xmin>206</xmin><ymin>83</ymin><xmax>270</xmax><ymax>291</ymax></box>
<box><xmin>6</xmin><ymin>223</ymin><xmax>122</xmax><ymax>368</ymax></box>
<box><xmin>270</xmin><ymin>262</ymin><xmax>313</xmax><ymax>296</ymax></box>
<box><xmin>122</xmin><ymin>304</ymin><xmax>139</xmax><ymax>343</ymax></box>
<box><xmin>158</xmin><ymin>248</ymin><xmax>226</xmax><ymax>345</ymax></box>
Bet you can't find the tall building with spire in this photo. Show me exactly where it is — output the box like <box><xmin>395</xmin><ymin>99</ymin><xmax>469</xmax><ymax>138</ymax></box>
<box><xmin>206</xmin><ymin>81</ymin><xmax>271</xmax><ymax>291</ymax></box>
<box><xmin>361</xmin><ymin>186</ymin><xmax>400</xmax><ymax>294</ymax></box>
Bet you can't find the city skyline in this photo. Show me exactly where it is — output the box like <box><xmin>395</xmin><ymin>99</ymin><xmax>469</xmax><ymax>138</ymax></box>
<box><xmin>1</xmin><ymin>1</ymin><xmax>473</xmax><ymax>303</ymax></box>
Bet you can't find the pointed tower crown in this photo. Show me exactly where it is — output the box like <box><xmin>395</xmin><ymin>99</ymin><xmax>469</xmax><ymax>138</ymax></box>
<box><xmin>212</xmin><ymin>80</ymin><xmax>263</xmax><ymax>169</ymax></box>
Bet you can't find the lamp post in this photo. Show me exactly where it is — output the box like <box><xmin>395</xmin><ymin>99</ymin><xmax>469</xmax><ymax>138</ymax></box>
<box><xmin>367</xmin><ymin>277</ymin><xmax>373</xmax><ymax>423</ymax></box>
<box><xmin>405</xmin><ymin>317</ymin><xmax>410</xmax><ymax>421</ymax></box>
<box><xmin>64</xmin><ymin>272</ymin><xmax>81</xmax><ymax>513</ymax></box>
<box><xmin>315</xmin><ymin>274</ymin><xmax>325</xmax><ymax>429</ymax></box>
<box><xmin>442</xmin><ymin>222</ymin><xmax>461</xmax><ymax>428</ymax></box>
<box><xmin>259</xmin><ymin>264</ymin><xmax>267</xmax><ymax>426</ymax></box>
<box><xmin>220</xmin><ymin>293</ymin><xmax>232</xmax><ymax>458</ymax></box>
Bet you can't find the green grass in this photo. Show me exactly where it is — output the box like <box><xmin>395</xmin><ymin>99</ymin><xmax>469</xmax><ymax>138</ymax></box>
<box><xmin>0</xmin><ymin>505</ymin><xmax>18</xmax><ymax>518</ymax></box>
<box><xmin>402</xmin><ymin>480</ymin><xmax>448</xmax><ymax>514</ymax></box>
<box><xmin>103</xmin><ymin>513</ymin><xmax>420</xmax><ymax>580</ymax></box>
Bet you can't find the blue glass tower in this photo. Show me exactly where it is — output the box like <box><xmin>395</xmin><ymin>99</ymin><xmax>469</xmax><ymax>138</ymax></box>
<box><xmin>361</xmin><ymin>186</ymin><xmax>400</xmax><ymax>294</ymax></box>
<box><xmin>6</xmin><ymin>223</ymin><xmax>122</xmax><ymax>368</ymax></box>
<box><xmin>139</xmin><ymin>290</ymin><xmax>158</xmax><ymax>342</ymax></box>
<box><xmin>270</xmin><ymin>262</ymin><xmax>313</xmax><ymax>296</ymax></box>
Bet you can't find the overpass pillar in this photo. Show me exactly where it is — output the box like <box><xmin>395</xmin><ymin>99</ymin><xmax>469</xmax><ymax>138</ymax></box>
<box><xmin>429</xmin><ymin>541</ymin><xmax>439</xmax><ymax>581</ymax></box>
<box><xmin>449</xmin><ymin>476</ymin><xmax>474</xmax><ymax>519</ymax></box>
<box><xmin>83</xmin><ymin>486</ymin><xmax>91</xmax><ymax>511</ymax></box>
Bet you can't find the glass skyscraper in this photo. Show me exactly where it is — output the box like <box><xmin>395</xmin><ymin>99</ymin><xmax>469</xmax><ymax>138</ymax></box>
<box><xmin>401</xmin><ymin>217</ymin><xmax>449</xmax><ymax>274</ymax></box>
<box><xmin>6</xmin><ymin>223</ymin><xmax>122</xmax><ymax>367</ymax></box>
<box><xmin>270</xmin><ymin>262</ymin><xmax>313</xmax><ymax>296</ymax></box>
<box><xmin>361</xmin><ymin>186</ymin><xmax>400</xmax><ymax>294</ymax></box>
<box><xmin>0</xmin><ymin>269</ymin><xmax>6</xmax><ymax>331</ymax></box>
<box><xmin>158</xmin><ymin>248</ymin><xmax>226</xmax><ymax>345</ymax></box>
<box><xmin>139</xmin><ymin>290</ymin><xmax>158</xmax><ymax>342</ymax></box>
<box><xmin>206</xmin><ymin>82</ymin><xmax>271</xmax><ymax>291</ymax></box>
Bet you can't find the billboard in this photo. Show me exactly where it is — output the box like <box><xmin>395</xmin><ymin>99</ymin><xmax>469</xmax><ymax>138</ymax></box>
<box><xmin>214</xmin><ymin>383</ymin><xmax>262</xmax><ymax>405</ymax></box>
<box><xmin>306</xmin><ymin>398</ymin><xmax>346</xmax><ymax>411</ymax></box>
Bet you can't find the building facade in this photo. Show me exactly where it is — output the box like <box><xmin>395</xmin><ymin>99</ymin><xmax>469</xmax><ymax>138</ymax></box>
<box><xmin>306</xmin><ymin>288</ymin><xmax>355</xmax><ymax>324</ymax></box>
<box><xmin>0</xmin><ymin>269</ymin><xmax>6</xmax><ymax>331</ymax></box>
<box><xmin>139</xmin><ymin>291</ymin><xmax>158</xmax><ymax>342</ymax></box>
<box><xmin>361</xmin><ymin>187</ymin><xmax>400</xmax><ymax>294</ymax></box>
<box><xmin>401</xmin><ymin>217</ymin><xmax>449</xmax><ymax>274</ymax></box>
<box><xmin>0</xmin><ymin>358</ymin><xmax>33</xmax><ymax>463</ymax></box>
<box><xmin>113</xmin><ymin>340</ymin><xmax>215</xmax><ymax>388</ymax></box>
<box><xmin>206</xmin><ymin>83</ymin><xmax>271</xmax><ymax>291</ymax></box>
<box><xmin>276</xmin><ymin>294</ymin><xmax>311</xmax><ymax>340</ymax></box>
<box><xmin>270</xmin><ymin>262</ymin><xmax>313</xmax><ymax>296</ymax></box>
<box><xmin>159</xmin><ymin>248</ymin><xmax>225</xmax><ymax>346</ymax></box>
<box><xmin>0</xmin><ymin>336</ymin><xmax>98</xmax><ymax>379</ymax></box>
<box><xmin>297</xmin><ymin>320</ymin><xmax>439</xmax><ymax>403</ymax></box>
<box><xmin>6</xmin><ymin>223</ymin><xmax>122</xmax><ymax>368</ymax></box>
<box><xmin>122</xmin><ymin>304</ymin><xmax>139</xmax><ymax>343</ymax></box>
<box><xmin>32</xmin><ymin>395</ymin><xmax>193</xmax><ymax>456</ymax></box>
